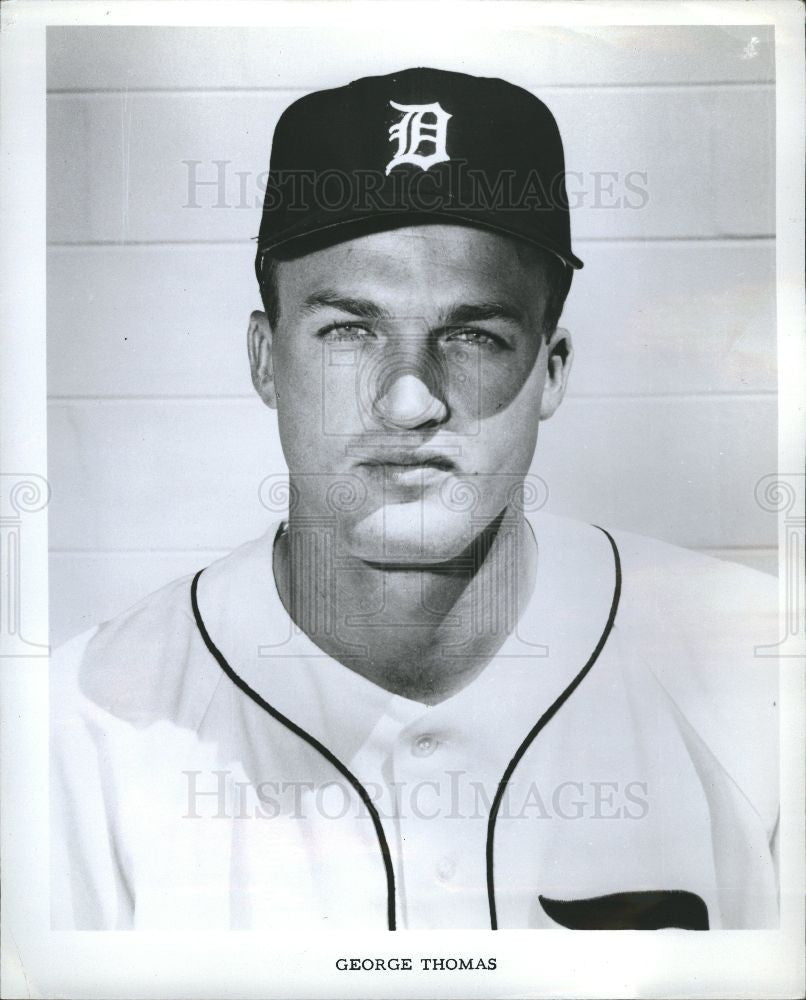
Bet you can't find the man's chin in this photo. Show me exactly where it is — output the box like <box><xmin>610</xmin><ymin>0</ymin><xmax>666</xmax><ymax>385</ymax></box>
<box><xmin>344</xmin><ymin>501</ymin><xmax>475</xmax><ymax>566</ymax></box>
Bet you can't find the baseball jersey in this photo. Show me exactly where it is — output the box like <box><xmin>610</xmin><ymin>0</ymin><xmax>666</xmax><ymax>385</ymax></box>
<box><xmin>50</xmin><ymin>512</ymin><xmax>779</xmax><ymax>930</ymax></box>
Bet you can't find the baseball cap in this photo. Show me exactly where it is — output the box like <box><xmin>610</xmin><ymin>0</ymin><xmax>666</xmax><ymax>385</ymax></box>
<box><xmin>255</xmin><ymin>67</ymin><xmax>583</xmax><ymax>278</ymax></box>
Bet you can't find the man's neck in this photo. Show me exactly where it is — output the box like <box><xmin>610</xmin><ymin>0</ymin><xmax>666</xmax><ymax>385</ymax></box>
<box><xmin>272</xmin><ymin>509</ymin><xmax>538</xmax><ymax>705</ymax></box>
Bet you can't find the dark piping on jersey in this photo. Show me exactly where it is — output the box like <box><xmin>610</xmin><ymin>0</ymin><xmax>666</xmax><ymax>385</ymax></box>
<box><xmin>190</xmin><ymin>571</ymin><xmax>398</xmax><ymax>929</ymax></box>
<box><xmin>190</xmin><ymin>525</ymin><xmax>621</xmax><ymax>931</ymax></box>
<box><xmin>486</xmin><ymin>525</ymin><xmax>622</xmax><ymax>928</ymax></box>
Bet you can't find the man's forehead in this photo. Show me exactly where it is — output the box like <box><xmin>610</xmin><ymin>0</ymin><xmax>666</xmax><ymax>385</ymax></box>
<box><xmin>275</xmin><ymin>224</ymin><xmax>551</xmax><ymax>312</ymax></box>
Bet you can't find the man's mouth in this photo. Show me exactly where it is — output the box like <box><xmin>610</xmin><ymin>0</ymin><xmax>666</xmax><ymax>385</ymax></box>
<box><xmin>357</xmin><ymin>450</ymin><xmax>456</xmax><ymax>486</ymax></box>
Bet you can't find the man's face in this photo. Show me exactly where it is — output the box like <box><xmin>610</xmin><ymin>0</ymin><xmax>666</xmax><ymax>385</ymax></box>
<box><xmin>250</xmin><ymin>224</ymin><xmax>571</xmax><ymax>563</ymax></box>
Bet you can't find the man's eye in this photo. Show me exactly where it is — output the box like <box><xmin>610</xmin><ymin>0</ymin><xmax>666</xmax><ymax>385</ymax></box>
<box><xmin>319</xmin><ymin>323</ymin><xmax>375</xmax><ymax>343</ymax></box>
<box><xmin>445</xmin><ymin>329</ymin><xmax>502</xmax><ymax>347</ymax></box>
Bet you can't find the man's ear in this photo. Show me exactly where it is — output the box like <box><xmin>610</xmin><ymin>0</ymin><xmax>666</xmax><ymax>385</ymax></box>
<box><xmin>539</xmin><ymin>326</ymin><xmax>574</xmax><ymax>420</ymax></box>
<box><xmin>247</xmin><ymin>310</ymin><xmax>277</xmax><ymax>409</ymax></box>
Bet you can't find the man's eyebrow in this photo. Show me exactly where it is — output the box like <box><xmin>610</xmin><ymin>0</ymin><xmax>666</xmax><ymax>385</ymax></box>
<box><xmin>438</xmin><ymin>301</ymin><xmax>525</xmax><ymax>326</ymax></box>
<box><xmin>301</xmin><ymin>291</ymin><xmax>391</xmax><ymax>321</ymax></box>
<box><xmin>300</xmin><ymin>293</ymin><xmax>525</xmax><ymax>326</ymax></box>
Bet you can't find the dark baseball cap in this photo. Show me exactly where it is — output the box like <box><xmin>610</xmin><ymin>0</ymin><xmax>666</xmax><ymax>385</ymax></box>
<box><xmin>255</xmin><ymin>67</ymin><xmax>583</xmax><ymax>278</ymax></box>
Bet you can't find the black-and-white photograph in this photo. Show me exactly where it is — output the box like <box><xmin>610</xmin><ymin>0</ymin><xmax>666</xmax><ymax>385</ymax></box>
<box><xmin>1</xmin><ymin>3</ymin><xmax>804</xmax><ymax>998</ymax></box>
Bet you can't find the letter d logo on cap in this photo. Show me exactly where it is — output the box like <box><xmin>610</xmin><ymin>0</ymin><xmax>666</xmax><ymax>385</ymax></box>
<box><xmin>386</xmin><ymin>100</ymin><xmax>452</xmax><ymax>175</ymax></box>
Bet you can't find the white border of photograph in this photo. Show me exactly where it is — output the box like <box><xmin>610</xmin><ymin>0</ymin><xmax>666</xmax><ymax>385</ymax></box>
<box><xmin>1</xmin><ymin>2</ymin><xmax>803</xmax><ymax>998</ymax></box>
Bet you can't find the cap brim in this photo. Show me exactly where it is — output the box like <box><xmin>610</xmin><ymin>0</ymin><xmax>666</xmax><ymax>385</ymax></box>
<box><xmin>256</xmin><ymin>211</ymin><xmax>583</xmax><ymax>270</ymax></box>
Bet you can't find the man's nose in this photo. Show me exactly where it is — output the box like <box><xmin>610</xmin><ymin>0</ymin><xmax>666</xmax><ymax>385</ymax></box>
<box><xmin>372</xmin><ymin>368</ymin><xmax>448</xmax><ymax>430</ymax></box>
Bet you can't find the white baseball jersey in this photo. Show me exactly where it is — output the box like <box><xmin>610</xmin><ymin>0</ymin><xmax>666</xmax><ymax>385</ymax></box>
<box><xmin>50</xmin><ymin>512</ymin><xmax>779</xmax><ymax>930</ymax></box>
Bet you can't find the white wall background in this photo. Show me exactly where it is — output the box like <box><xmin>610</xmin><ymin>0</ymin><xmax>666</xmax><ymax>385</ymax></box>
<box><xmin>47</xmin><ymin>25</ymin><xmax>777</xmax><ymax>646</ymax></box>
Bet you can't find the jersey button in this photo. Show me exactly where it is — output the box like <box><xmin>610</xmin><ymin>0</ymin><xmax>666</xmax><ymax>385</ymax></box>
<box><xmin>436</xmin><ymin>857</ymin><xmax>456</xmax><ymax>882</ymax></box>
<box><xmin>412</xmin><ymin>734</ymin><xmax>438</xmax><ymax>757</ymax></box>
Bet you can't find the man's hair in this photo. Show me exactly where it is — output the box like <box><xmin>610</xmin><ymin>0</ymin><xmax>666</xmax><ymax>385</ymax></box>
<box><xmin>258</xmin><ymin>240</ymin><xmax>572</xmax><ymax>338</ymax></box>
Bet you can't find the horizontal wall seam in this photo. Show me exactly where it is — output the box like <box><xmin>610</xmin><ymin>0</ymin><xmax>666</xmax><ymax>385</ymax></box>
<box><xmin>47</xmin><ymin>392</ymin><xmax>778</xmax><ymax>403</ymax></box>
<box><xmin>46</xmin><ymin>81</ymin><xmax>776</xmax><ymax>97</ymax></box>
<box><xmin>47</xmin><ymin>235</ymin><xmax>777</xmax><ymax>249</ymax></box>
